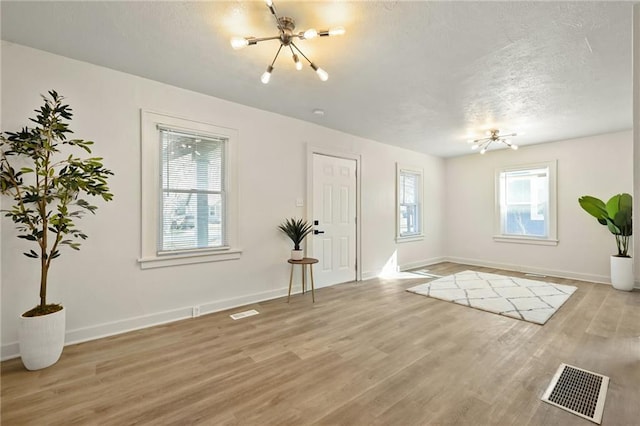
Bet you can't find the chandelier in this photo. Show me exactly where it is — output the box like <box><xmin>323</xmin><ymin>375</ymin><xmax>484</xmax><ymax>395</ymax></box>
<box><xmin>468</xmin><ymin>129</ymin><xmax>519</xmax><ymax>154</ymax></box>
<box><xmin>230</xmin><ymin>0</ymin><xmax>345</xmax><ymax>84</ymax></box>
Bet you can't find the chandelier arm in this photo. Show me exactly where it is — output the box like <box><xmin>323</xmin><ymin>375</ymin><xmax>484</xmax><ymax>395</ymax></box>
<box><xmin>270</xmin><ymin>43</ymin><xmax>284</xmax><ymax>68</ymax></box>
<box><xmin>290</xmin><ymin>42</ymin><xmax>312</xmax><ymax>64</ymax></box>
<box><xmin>266</xmin><ymin>1</ymin><xmax>284</xmax><ymax>32</ymax></box>
<box><xmin>252</xmin><ymin>35</ymin><xmax>282</xmax><ymax>44</ymax></box>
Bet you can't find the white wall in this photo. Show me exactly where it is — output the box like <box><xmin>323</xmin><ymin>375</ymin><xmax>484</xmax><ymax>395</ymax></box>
<box><xmin>633</xmin><ymin>4</ymin><xmax>639</xmax><ymax>286</ymax></box>
<box><xmin>444</xmin><ymin>131</ymin><xmax>633</xmax><ymax>283</ymax></box>
<box><xmin>1</xmin><ymin>42</ymin><xmax>445</xmax><ymax>359</ymax></box>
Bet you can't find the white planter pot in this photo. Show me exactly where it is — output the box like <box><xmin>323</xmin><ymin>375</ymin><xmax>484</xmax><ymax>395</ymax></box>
<box><xmin>291</xmin><ymin>249</ymin><xmax>304</xmax><ymax>261</ymax></box>
<box><xmin>610</xmin><ymin>256</ymin><xmax>634</xmax><ymax>291</ymax></box>
<box><xmin>19</xmin><ymin>306</ymin><xmax>66</xmax><ymax>370</ymax></box>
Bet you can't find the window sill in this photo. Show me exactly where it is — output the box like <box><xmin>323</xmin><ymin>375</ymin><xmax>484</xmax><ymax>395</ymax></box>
<box><xmin>138</xmin><ymin>248</ymin><xmax>243</xmax><ymax>269</ymax></box>
<box><xmin>396</xmin><ymin>234</ymin><xmax>424</xmax><ymax>243</ymax></box>
<box><xmin>493</xmin><ymin>235</ymin><xmax>558</xmax><ymax>246</ymax></box>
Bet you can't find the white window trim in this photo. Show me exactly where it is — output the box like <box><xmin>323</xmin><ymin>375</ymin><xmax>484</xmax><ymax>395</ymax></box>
<box><xmin>139</xmin><ymin>110</ymin><xmax>241</xmax><ymax>269</ymax></box>
<box><xmin>493</xmin><ymin>161</ymin><xmax>558</xmax><ymax>246</ymax></box>
<box><xmin>396</xmin><ymin>163</ymin><xmax>424</xmax><ymax>242</ymax></box>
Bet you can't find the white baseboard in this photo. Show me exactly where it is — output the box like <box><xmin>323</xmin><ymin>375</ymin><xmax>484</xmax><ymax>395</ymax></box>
<box><xmin>442</xmin><ymin>256</ymin><xmax>615</xmax><ymax>285</ymax></box>
<box><xmin>399</xmin><ymin>257</ymin><xmax>446</xmax><ymax>272</ymax></box>
<box><xmin>400</xmin><ymin>256</ymin><xmax>640</xmax><ymax>289</ymax></box>
<box><xmin>361</xmin><ymin>270</ymin><xmax>379</xmax><ymax>281</ymax></box>
<box><xmin>1</xmin><ymin>286</ymin><xmax>292</xmax><ymax>361</ymax></box>
<box><xmin>362</xmin><ymin>257</ymin><xmax>445</xmax><ymax>280</ymax></box>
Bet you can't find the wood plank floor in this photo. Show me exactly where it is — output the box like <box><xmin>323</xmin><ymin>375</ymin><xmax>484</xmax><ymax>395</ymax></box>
<box><xmin>2</xmin><ymin>262</ymin><xmax>639</xmax><ymax>425</ymax></box>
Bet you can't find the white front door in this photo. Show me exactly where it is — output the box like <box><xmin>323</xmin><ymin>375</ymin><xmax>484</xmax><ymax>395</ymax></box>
<box><xmin>311</xmin><ymin>154</ymin><xmax>357</xmax><ymax>287</ymax></box>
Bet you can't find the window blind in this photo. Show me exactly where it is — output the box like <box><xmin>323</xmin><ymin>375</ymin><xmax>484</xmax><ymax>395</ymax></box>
<box><xmin>158</xmin><ymin>127</ymin><xmax>227</xmax><ymax>253</ymax></box>
<box><xmin>399</xmin><ymin>170</ymin><xmax>421</xmax><ymax>236</ymax></box>
<box><xmin>501</xmin><ymin>167</ymin><xmax>549</xmax><ymax>237</ymax></box>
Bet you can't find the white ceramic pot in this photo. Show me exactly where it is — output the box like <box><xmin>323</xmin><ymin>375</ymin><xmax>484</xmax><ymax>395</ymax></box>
<box><xmin>19</xmin><ymin>306</ymin><xmax>66</xmax><ymax>370</ymax></box>
<box><xmin>291</xmin><ymin>249</ymin><xmax>304</xmax><ymax>261</ymax></box>
<box><xmin>610</xmin><ymin>255</ymin><xmax>634</xmax><ymax>291</ymax></box>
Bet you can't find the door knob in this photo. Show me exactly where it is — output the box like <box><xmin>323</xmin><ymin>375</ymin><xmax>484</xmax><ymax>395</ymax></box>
<box><xmin>314</xmin><ymin>230</ymin><xmax>325</xmax><ymax>235</ymax></box>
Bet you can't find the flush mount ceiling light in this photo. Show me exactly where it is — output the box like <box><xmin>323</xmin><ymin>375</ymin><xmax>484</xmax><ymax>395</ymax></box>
<box><xmin>230</xmin><ymin>0</ymin><xmax>345</xmax><ymax>84</ymax></box>
<box><xmin>468</xmin><ymin>129</ymin><xmax>519</xmax><ymax>154</ymax></box>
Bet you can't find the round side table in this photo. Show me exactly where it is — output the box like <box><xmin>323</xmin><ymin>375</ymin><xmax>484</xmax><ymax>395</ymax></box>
<box><xmin>287</xmin><ymin>257</ymin><xmax>319</xmax><ymax>303</ymax></box>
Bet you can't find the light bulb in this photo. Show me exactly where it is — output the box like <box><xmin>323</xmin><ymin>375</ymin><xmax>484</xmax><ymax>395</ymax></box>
<box><xmin>230</xmin><ymin>37</ymin><xmax>249</xmax><ymax>50</ymax></box>
<box><xmin>480</xmin><ymin>148</ymin><xmax>487</xmax><ymax>154</ymax></box>
<box><xmin>471</xmin><ymin>144</ymin><xmax>479</xmax><ymax>150</ymax></box>
<box><xmin>303</xmin><ymin>28</ymin><xmax>318</xmax><ymax>39</ymax></box>
<box><xmin>310</xmin><ymin>63</ymin><xmax>329</xmax><ymax>81</ymax></box>
<box><xmin>261</xmin><ymin>65</ymin><xmax>273</xmax><ymax>84</ymax></box>
<box><xmin>293</xmin><ymin>54</ymin><xmax>302</xmax><ymax>71</ymax></box>
<box><xmin>315</xmin><ymin>67</ymin><xmax>329</xmax><ymax>81</ymax></box>
<box><xmin>328</xmin><ymin>27</ymin><xmax>346</xmax><ymax>36</ymax></box>
<box><xmin>511</xmin><ymin>144</ymin><xmax>519</xmax><ymax>150</ymax></box>
<box><xmin>265</xmin><ymin>0</ymin><xmax>273</xmax><ymax>6</ymax></box>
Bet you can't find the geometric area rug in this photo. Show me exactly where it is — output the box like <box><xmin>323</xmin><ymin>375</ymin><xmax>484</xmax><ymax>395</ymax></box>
<box><xmin>407</xmin><ymin>270</ymin><xmax>577</xmax><ymax>325</ymax></box>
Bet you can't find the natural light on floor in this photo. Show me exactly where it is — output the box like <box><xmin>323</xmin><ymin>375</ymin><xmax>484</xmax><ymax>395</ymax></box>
<box><xmin>377</xmin><ymin>250</ymin><xmax>441</xmax><ymax>280</ymax></box>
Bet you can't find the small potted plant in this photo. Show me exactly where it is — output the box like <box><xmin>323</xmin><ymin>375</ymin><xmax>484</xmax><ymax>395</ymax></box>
<box><xmin>278</xmin><ymin>217</ymin><xmax>313</xmax><ymax>260</ymax></box>
<box><xmin>0</xmin><ymin>90</ymin><xmax>113</xmax><ymax>369</ymax></box>
<box><xmin>578</xmin><ymin>193</ymin><xmax>633</xmax><ymax>291</ymax></box>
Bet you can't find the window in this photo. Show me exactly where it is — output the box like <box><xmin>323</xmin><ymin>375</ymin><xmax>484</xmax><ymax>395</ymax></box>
<box><xmin>495</xmin><ymin>161</ymin><xmax>557</xmax><ymax>245</ymax></box>
<box><xmin>159</xmin><ymin>127</ymin><xmax>225</xmax><ymax>252</ymax></box>
<box><xmin>397</xmin><ymin>164</ymin><xmax>424</xmax><ymax>241</ymax></box>
<box><xmin>139</xmin><ymin>111</ymin><xmax>241</xmax><ymax>268</ymax></box>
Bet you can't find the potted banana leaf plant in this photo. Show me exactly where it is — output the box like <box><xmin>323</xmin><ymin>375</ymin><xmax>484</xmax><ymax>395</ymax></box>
<box><xmin>0</xmin><ymin>90</ymin><xmax>113</xmax><ymax>369</ymax></box>
<box><xmin>278</xmin><ymin>218</ymin><xmax>313</xmax><ymax>260</ymax></box>
<box><xmin>578</xmin><ymin>193</ymin><xmax>633</xmax><ymax>291</ymax></box>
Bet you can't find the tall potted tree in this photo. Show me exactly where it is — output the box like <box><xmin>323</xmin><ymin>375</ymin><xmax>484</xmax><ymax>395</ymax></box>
<box><xmin>578</xmin><ymin>193</ymin><xmax>633</xmax><ymax>291</ymax></box>
<box><xmin>0</xmin><ymin>91</ymin><xmax>113</xmax><ymax>369</ymax></box>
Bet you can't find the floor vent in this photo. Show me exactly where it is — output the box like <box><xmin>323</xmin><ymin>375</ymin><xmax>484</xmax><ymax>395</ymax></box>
<box><xmin>230</xmin><ymin>309</ymin><xmax>259</xmax><ymax>320</ymax></box>
<box><xmin>525</xmin><ymin>273</ymin><xmax>548</xmax><ymax>278</ymax></box>
<box><xmin>541</xmin><ymin>363</ymin><xmax>609</xmax><ymax>424</ymax></box>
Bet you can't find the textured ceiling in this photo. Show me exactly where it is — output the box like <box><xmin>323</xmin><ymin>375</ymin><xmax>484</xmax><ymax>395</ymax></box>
<box><xmin>0</xmin><ymin>1</ymin><xmax>633</xmax><ymax>157</ymax></box>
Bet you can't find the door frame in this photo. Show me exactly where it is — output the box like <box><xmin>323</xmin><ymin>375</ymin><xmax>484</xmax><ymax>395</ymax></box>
<box><xmin>306</xmin><ymin>145</ymin><xmax>362</xmax><ymax>282</ymax></box>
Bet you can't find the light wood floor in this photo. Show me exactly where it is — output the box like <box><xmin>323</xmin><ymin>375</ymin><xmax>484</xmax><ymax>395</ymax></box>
<box><xmin>2</xmin><ymin>262</ymin><xmax>640</xmax><ymax>425</ymax></box>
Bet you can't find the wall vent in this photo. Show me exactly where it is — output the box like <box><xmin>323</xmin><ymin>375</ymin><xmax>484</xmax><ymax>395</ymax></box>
<box><xmin>230</xmin><ymin>309</ymin><xmax>259</xmax><ymax>320</ymax></box>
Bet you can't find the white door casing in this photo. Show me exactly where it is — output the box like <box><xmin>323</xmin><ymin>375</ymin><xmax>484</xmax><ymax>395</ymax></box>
<box><xmin>310</xmin><ymin>153</ymin><xmax>357</xmax><ymax>287</ymax></box>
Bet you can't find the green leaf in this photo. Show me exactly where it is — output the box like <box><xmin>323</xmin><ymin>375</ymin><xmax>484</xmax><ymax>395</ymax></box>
<box><xmin>578</xmin><ymin>196</ymin><xmax>607</xmax><ymax>221</ymax></box>
<box><xmin>618</xmin><ymin>193</ymin><xmax>632</xmax><ymax>211</ymax></box>
<box><xmin>614</xmin><ymin>210</ymin><xmax>632</xmax><ymax>236</ymax></box>
<box><xmin>23</xmin><ymin>250</ymin><xmax>39</xmax><ymax>259</ymax></box>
